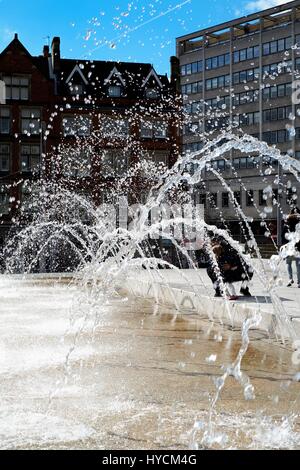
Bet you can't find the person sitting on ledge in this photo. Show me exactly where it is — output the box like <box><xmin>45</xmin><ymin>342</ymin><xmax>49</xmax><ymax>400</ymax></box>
<box><xmin>206</xmin><ymin>237</ymin><xmax>253</xmax><ymax>301</ymax></box>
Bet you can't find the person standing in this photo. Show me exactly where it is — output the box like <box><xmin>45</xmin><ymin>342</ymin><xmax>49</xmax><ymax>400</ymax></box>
<box><xmin>283</xmin><ymin>208</ymin><xmax>300</xmax><ymax>288</ymax></box>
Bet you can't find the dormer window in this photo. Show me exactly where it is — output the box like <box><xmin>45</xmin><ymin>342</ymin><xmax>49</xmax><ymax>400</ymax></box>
<box><xmin>69</xmin><ymin>83</ymin><xmax>84</xmax><ymax>96</ymax></box>
<box><xmin>65</xmin><ymin>65</ymin><xmax>88</xmax><ymax>96</ymax></box>
<box><xmin>108</xmin><ymin>85</ymin><xmax>122</xmax><ymax>97</ymax></box>
<box><xmin>145</xmin><ymin>88</ymin><xmax>159</xmax><ymax>99</ymax></box>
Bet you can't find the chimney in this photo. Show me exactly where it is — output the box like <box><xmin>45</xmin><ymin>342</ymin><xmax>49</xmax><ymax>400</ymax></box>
<box><xmin>170</xmin><ymin>56</ymin><xmax>180</xmax><ymax>92</ymax></box>
<box><xmin>51</xmin><ymin>37</ymin><xmax>61</xmax><ymax>73</ymax></box>
<box><xmin>43</xmin><ymin>45</ymin><xmax>50</xmax><ymax>58</ymax></box>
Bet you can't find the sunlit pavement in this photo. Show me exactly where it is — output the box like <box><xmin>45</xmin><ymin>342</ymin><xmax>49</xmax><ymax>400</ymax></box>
<box><xmin>0</xmin><ymin>276</ymin><xmax>300</xmax><ymax>450</ymax></box>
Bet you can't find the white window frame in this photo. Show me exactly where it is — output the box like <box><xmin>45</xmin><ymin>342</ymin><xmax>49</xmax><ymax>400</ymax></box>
<box><xmin>140</xmin><ymin>120</ymin><xmax>168</xmax><ymax>139</ymax></box>
<box><xmin>63</xmin><ymin>115</ymin><xmax>92</xmax><ymax>137</ymax></box>
<box><xmin>3</xmin><ymin>75</ymin><xmax>29</xmax><ymax>100</ymax></box>
<box><xmin>20</xmin><ymin>144</ymin><xmax>40</xmax><ymax>173</ymax></box>
<box><xmin>21</xmin><ymin>108</ymin><xmax>41</xmax><ymax>135</ymax></box>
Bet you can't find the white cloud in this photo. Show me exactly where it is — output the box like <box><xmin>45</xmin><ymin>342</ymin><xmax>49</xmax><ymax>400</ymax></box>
<box><xmin>245</xmin><ymin>0</ymin><xmax>294</xmax><ymax>12</ymax></box>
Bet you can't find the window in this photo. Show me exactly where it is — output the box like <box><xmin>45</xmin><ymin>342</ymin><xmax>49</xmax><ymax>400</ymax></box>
<box><xmin>116</xmin><ymin>119</ymin><xmax>129</xmax><ymax>138</ymax></box>
<box><xmin>0</xmin><ymin>108</ymin><xmax>10</xmax><ymax>134</ymax></box>
<box><xmin>277</xmin><ymin>129</ymin><xmax>287</xmax><ymax>143</ymax></box>
<box><xmin>262</xmin><ymin>83</ymin><xmax>292</xmax><ymax>100</ymax></box>
<box><xmin>21</xmin><ymin>108</ymin><xmax>41</xmax><ymax>135</ymax></box>
<box><xmin>192</xmin><ymin>62</ymin><xmax>198</xmax><ymax>74</ymax></box>
<box><xmin>182</xmin><ymin>62</ymin><xmax>201</xmax><ymax>74</ymax></box>
<box><xmin>0</xmin><ymin>144</ymin><xmax>10</xmax><ymax>172</ymax></box>
<box><xmin>246</xmin><ymin>190</ymin><xmax>254</xmax><ymax>207</ymax></box>
<box><xmin>234</xmin><ymin>191</ymin><xmax>241</xmax><ymax>205</ymax></box>
<box><xmin>263</xmin><ymin>106</ymin><xmax>291</xmax><ymax>123</ymax></box>
<box><xmin>233</xmin><ymin>46</ymin><xmax>260</xmax><ymax>63</ymax></box>
<box><xmin>212</xmin><ymin>159</ymin><xmax>226</xmax><ymax>171</ymax></box>
<box><xmin>61</xmin><ymin>148</ymin><xmax>91</xmax><ymax>178</ymax></box>
<box><xmin>108</xmin><ymin>86</ymin><xmax>122</xmax><ymax>97</ymax></box>
<box><xmin>259</xmin><ymin>189</ymin><xmax>267</xmax><ymax>206</ymax></box>
<box><xmin>263</xmin><ymin>60</ymin><xmax>292</xmax><ymax>75</ymax></box>
<box><xmin>154</xmin><ymin>121</ymin><xmax>168</xmax><ymax>139</ymax></box>
<box><xmin>235</xmin><ymin>90</ymin><xmax>259</xmax><ymax>106</ymax></box>
<box><xmin>100</xmin><ymin>117</ymin><xmax>129</xmax><ymax>139</ymax></box>
<box><xmin>101</xmin><ymin>149</ymin><xmax>128</xmax><ymax>177</ymax></box>
<box><xmin>199</xmin><ymin>194</ymin><xmax>206</xmax><ymax>207</ymax></box>
<box><xmin>263</xmin><ymin>43</ymin><xmax>270</xmax><ymax>56</ymax></box>
<box><xmin>186</xmin><ymin>64</ymin><xmax>192</xmax><ymax>75</ymax></box>
<box><xmin>262</xmin><ymin>37</ymin><xmax>292</xmax><ymax>56</ymax></box>
<box><xmin>3</xmin><ymin>75</ymin><xmax>29</xmax><ymax>100</ymax></box>
<box><xmin>263</xmin><ymin>129</ymin><xmax>289</xmax><ymax>144</ymax></box>
<box><xmin>182</xmin><ymin>81</ymin><xmax>202</xmax><ymax>95</ymax></box>
<box><xmin>205</xmin><ymin>53</ymin><xmax>229</xmax><ymax>71</ymax></box>
<box><xmin>240</xmin><ymin>157</ymin><xmax>247</xmax><ymax>169</ymax></box>
<box><xmin>239</xmin><ymin>112</ymin><xmax>259</xmax><ymax>126</ymax></box>
<box><xmin>210</xmin><ymin>193</ymin><xmax>218</xmax><ymax>208</ymax></box>
<box><xmin>63</xmin><ymin>115</ymin><xmax>92</xmax><ymax>137</ymax></box>
<box><xmin>145</xmin><ymin>88</ymin><xmax>159</xmax><ymax>99</ymax></box>
<box><xmin>205</xmin><ymin>74</ymin><xmax>230</xmax><ymax>91</ymax></box>
<box><xmin>68</xmin><ymin>83</ymin><xmax>84</xmax><ymax>95</ymax></box>
<box><xmin>232</xmin><ymin>68</ymin><xmax>259</xmax><ymax>86</ymax></box>
<box><xmin>20</xmin><ymin>144</ymin><xmax>40</xmax><ymax>173</ymax></box>
<box><xmin>222</xmin><ymin>192</ymin><xmax>229</xmax><ymax>208</ymax></box>
<box><xmin>140</xmin><ymin>121</ymin><xmax>168</xmax><ymax>139</ymax></box>
<box><xmin>286</xmin><ymin>188</ymin><xmax>297</xmax><ymax>205</ymax></box>
<box><xmin>0</xmin><ymin>184</ymin><xmax>9</xmax><ymax>215</ymax></box>
<box><xmin>140</xmin><ymin>121</ymin><xmax>153</xmax><ymax>138</ymax></box>
<box><xmin>247</xmin><ymin>156</ymin><xmax>256</xmax><ymax>168</ymax></box>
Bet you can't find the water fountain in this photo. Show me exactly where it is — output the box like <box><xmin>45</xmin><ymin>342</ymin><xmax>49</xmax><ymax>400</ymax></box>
<box><xmin>1</xmin><ymin>124</ymin><xmax>300</xmax><ymax>449</ymax></box>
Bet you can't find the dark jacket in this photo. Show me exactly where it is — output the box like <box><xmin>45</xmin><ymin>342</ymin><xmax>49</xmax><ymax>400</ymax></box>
<box><xmin>207</xmin><ymin>241</ymin><xmax>253</xmax><ymax>284</ymax></box>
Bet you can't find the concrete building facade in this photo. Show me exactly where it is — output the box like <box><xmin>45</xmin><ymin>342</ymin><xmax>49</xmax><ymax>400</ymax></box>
<box><xmin>177</xmin><ymin>0</ymin><xmax>300</xmax><ymax>249</ymax></box>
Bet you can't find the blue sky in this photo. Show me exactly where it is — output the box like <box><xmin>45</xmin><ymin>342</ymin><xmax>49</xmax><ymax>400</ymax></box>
<box><xmin>0</xmin><ymin>0</ymin><xmax>293</xmax><ymax>74</ymax></box>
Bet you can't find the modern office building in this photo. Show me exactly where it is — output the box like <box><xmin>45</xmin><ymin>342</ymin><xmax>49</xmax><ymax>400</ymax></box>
<box><xmin>177</xmin><ymin>0</ymin><xmax>300</xmax><ymax>249</ymax></box>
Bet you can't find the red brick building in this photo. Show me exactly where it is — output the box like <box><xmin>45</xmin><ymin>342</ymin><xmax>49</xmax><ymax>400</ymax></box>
<box><xmin>0</xmin><ymin>34</ymin><xmax>181</xmax><ymax>247</ymax></box>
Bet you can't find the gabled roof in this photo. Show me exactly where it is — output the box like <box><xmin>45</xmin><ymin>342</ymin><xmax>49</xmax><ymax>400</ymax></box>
<box><xmin>0</xmin><ymin>35</ymin><xmax>172</xmax><ymax>95</ymax></box>
<box><xmin>58</xmin><ymin>58</ymin><xmax>170</xmax><ymax>97</ymax></box>
<box><xmin>104</xmin><ymin>66</ymin><xmax>126</xmax><ymax>86</ymax></box>
<box><xmin>0</xmin><ymin>34</ymin><xmax>31</xmax><ymax>58</ymax></box>
<box><xmin>65</xmin><ymin>64</ymin><xmax>89</xmax><ymax>85</ymax></box>
<box><xmin>0</xmin><ymin>34</ymin><xmax>51</xmax><ymax>80</ymax></box>
<box><xmin>142</xmin><ymin>68</ymin><xmax>163</xmax><ymax>88</ymax></box>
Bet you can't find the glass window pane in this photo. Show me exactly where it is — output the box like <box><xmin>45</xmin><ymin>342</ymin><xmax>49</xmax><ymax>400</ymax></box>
<box><xmin>240</xmin><ymin>49</ymin><xmax>247</xmax><ymax>61</ymax></box>
<box><xmin>253</xmin><ymin>46</ymin><xmax>260</xmax><ymax>58</ymax></box>
<box><xmin>285</xmin><ymin>37</ymin><xmax>293</xmax><ymax>50</ymax></box>
<box><xmin>270</xmin><ymin>41</ymin><xmax>277</xmax><ymax>54</ymax></box>
<box><xmin>263</xmin><ymin>43</ymin><xmax>270</xmax><ymax>55</ymax></box>
<box><xmin>247</xmin><ymin>48</ymin><xmax>253</xmax><ymax>60</ymax></box>
<box><xmin>212</xmin><ymin>57</ymin><xmax>218</xmax><ymax>69</ymax></box>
